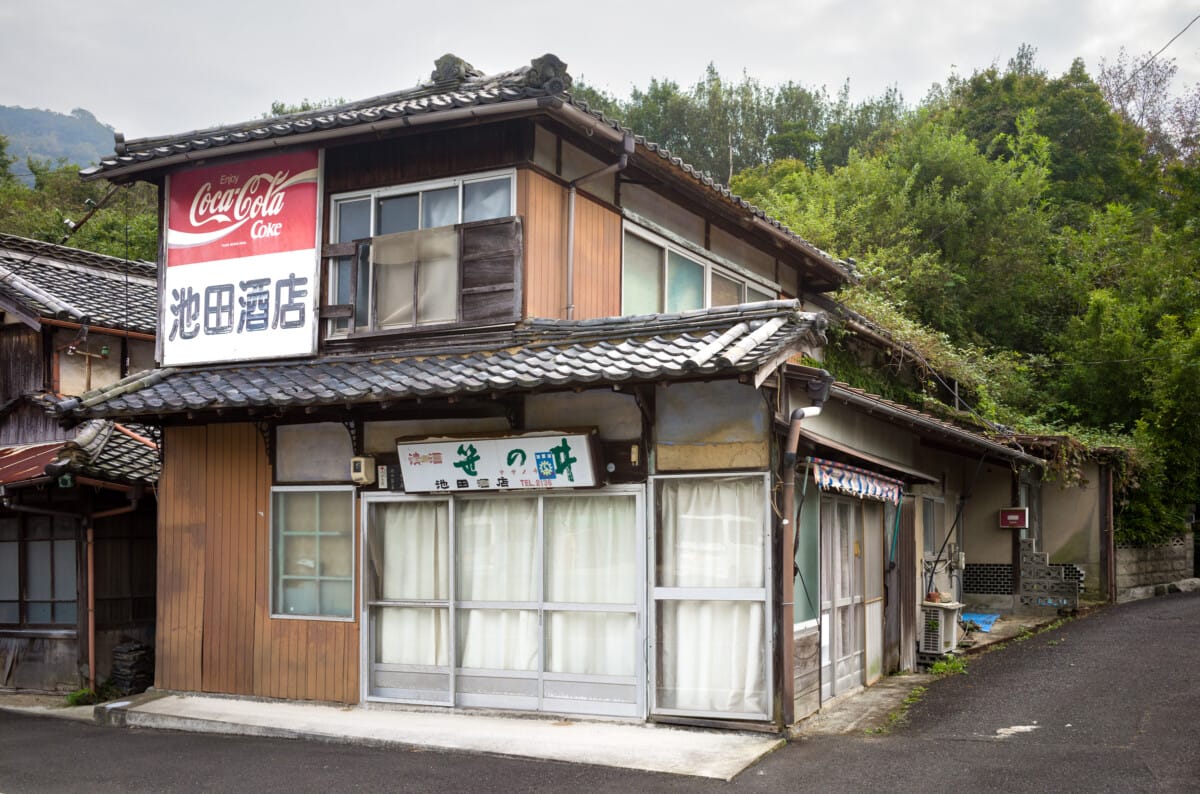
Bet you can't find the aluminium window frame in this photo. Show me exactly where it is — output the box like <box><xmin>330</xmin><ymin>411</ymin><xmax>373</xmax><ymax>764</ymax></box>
<box><xmin>648</xmin><ymin>471</ymin><xmax>774</xmax><ymax>722</ymax></box>
<box><xmin>269</xmin><ymin>484</ymin><xmax>357</xmax><ymax>622</ymax></box>
<box><xmin>621</xmin><ymin>222</ymin><xmax>779</xmax><ymax>315</ymax></box>
<box><xmin>326</xmin><ymin>169</ymin><xmax>517</xmax><ymax>337</ymax></box>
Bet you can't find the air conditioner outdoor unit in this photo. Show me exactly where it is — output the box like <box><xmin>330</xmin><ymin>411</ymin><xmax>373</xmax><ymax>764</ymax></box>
<box><xmin>921</xmin><ymin>602</ymin><xmax>962</xmax><ymax>655</ymax></box>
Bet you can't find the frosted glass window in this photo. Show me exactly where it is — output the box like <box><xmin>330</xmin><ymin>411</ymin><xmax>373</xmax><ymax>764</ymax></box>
<box><xmin>622</xmin><ymin>232</ymin><xmax>662</xmax><ymax>315</ymax></box>
<box><xmin>0</xmin><ymin>542</ymin><xmax>17</xmax><ymax>600</ymax></box>
<box><xmin>272</xmin><ymin>488</ymin><xmax>354</xmax><ymax>619</ymax></box>
<box><xmin>422</xmin><ymin>187</ymin><xmax>458</xmax><ymax>229</ymax></box>
<box><xmin>463</xmin><ymin>178</ymin><xmax>511</xmax><ymax>223</ymax></box>
<box><xmin>711</xmin><ymin>272</ymin><xmax>742</xmax><ymax>307</ymax></box>
<box><xmin>666</xmin><ymin>251</ymin><xmax>704</xmax><ymax>312</ymax></box>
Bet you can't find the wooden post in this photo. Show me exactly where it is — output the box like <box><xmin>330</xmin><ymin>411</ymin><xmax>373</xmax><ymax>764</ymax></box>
<box><xmin>87</xmin><ymin>523</ymin><xmax>95</xmax><ymax>694</ymax></box>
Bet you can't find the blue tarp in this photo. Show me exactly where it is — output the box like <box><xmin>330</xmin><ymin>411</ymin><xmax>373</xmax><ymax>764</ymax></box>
<box><xmin>961</xmin><ymin>612</ymin><xmax>1001</xmax><ymax>633</ymax></box>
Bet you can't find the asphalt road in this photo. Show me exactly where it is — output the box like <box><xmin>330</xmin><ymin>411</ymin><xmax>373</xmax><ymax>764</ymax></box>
<box><xmin>1</xmin><ymin>592</ymin><xmax>1197</xmax><ymax>793</ymax></box>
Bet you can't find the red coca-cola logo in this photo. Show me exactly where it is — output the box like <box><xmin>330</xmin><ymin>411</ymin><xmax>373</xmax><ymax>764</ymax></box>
<box><xmin>167</xmin><ymin>151</ymin><xmax>318</xmax><ymax>266</ymax></box>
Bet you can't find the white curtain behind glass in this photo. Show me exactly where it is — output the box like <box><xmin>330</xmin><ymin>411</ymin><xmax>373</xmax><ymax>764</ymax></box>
<box><xmin>457</xmin><ymin>498</ymin><xmax>538</xmax><ymax>670</ymax></box>
<box><xmin>657</xmin><ymin>477</ymin><xmax>766</xmax><ymax>714</ymax></box>
<box><xmin>374</xmin><ymin>502</ymin><xmax>449</xmax><ymax>667</ymax></box>
<box><xmin>545</xmin><ymin>496</ymin><xmax>636</xmax><ymax>677</ymax></box>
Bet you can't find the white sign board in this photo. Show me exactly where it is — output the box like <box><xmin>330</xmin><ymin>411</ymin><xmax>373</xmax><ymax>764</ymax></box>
<box><xmin>162</xmin><ymin>150</ymin><xmax>320</xmax><ymax>366</ymax></box>
<box><xmin>397</xmin><ymin>431</ymin><xmax>599</xmax><ymax>492</ymax></box>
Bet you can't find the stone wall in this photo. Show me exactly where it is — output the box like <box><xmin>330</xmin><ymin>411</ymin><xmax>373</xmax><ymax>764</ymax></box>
<box><xmin>1116</xmin><ymin>534</ymin><xmax>1194</xmax><ymax>590</ymax></box>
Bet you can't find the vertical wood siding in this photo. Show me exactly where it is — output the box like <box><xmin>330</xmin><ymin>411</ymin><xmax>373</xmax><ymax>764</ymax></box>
<box><xmin>518</xmin><ymin>171</ymin><xmax>622</xmax><ymax>320</ymax></box>
<box><xmin>519</xmin><ymin>169</ymin><xmax>567</xmax><ymax>319</ymax></box>
<box><xmin>570</xmin><ymin>195</ymin><xmax>622</xmax><ymax>319</ymax></box>
<box><xmin>158</xmin><ymin>424</ymin><xmax>360</xmax><ymax>703</ymax></box>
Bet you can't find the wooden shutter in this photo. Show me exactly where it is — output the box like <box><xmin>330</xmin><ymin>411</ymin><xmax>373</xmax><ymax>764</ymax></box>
<box><xmin>459</xmin><ymin>217</ymin><xmax>522</xmax><ymax>325</ymax></box>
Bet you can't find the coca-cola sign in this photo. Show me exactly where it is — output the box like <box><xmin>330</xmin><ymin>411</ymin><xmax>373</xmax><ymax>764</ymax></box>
<box><xmin>161</xmin><ymin>150</ymin><xmax>321</xmax><ymax>366</ymax></box>
<box><xmin>167</xmin><ymin>151</ymin><xmax>319</xmax><ymax>265</ymax></box>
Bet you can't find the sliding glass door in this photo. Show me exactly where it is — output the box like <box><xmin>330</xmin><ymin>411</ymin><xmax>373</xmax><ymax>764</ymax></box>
<box><xmin>650</xmin><ymin>474</ymin><xmax>772</xmax><ymax>721</ymax></box>
<box><xmin>363</xmin><ymin>488</ymin><xmax>644</xmax><ymax>717</ymax></box>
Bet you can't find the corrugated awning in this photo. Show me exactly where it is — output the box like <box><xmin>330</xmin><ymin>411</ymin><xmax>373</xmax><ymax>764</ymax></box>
<box><xmin>808</xmin><ymin>456</ymin><xmax>904</xmax><ymax>505</ymax></box>
<box><xmin>0</xmin><ymin>442</ymin><xmax>62</xmax><ymax>486</ymax></box>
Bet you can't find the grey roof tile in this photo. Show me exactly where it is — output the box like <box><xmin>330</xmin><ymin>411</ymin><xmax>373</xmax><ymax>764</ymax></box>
<box><xmin>81</xmin><ymin>55</ymin><xmax>851</xmax><ymax>284</ymax></box>
<box><xmin>57</xmin><ymin>301</ymin><xmax>825</xmax><ymax>422</ymax></box>
<box><xmin>0</xmin><ymin>234</ymin><xmax>157</xmax><ymax>334</ymax></box>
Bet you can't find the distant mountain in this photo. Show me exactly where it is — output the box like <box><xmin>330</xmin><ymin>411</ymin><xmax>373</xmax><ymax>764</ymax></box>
<box><xmin>0</xmin><ymin>105</ymin><xmax>117</xmax><ymax>179</ymax></box>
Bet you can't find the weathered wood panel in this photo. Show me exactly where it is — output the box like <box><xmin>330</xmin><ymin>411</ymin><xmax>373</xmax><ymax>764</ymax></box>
<box><xmin>570</xmin><ymin>195</ymin><xmax>622</xmax><ymax>320</ymax></box>
<box><xmin>0</xmin><ymin>326</ymin><xmax>43</xmax><ymax>403</ymax></box>
<box><xmin>201</xmin><ymin>424</ymin><xmax>256</xmax><ymax>695</ymax></box>
<box><xmin>323</xmin><ymin>122</ymin><xmax>530</xmax><ymax>195</ymax></box>
<box><xmin>159</xmin><ymin>423</ymin><xmax>360</xmax><ymax>703</ymax></box>
<box><xmin>157</xmin><ymin>426</ymin><xmax>207</xmax><ymax>691</ymax></box>
<box><xmin>460</xmin><ymin>218</ymin><xmax>523</xmax><ymax>326</ymax></box>
<box><xmin>519</xmin><ymin>169</ymin><xmax>567</xmax><ymax>319</ymax></box>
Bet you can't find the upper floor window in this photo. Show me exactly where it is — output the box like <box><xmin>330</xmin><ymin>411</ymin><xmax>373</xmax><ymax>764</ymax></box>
<box><xmin>328</xmin><ymin>171</ymin><xmax>515</xmax><ymax>335</ymax></box>
<box><xmin>621</xmin><ymin>226</ymin><xmax>776</xmax><ymax>315</ymax></box>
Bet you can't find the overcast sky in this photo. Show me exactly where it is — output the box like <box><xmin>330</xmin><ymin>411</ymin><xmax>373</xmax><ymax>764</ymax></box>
<box><xmin>2</xmin><ymin>1</ymin><xmax>1198</xmax><ymax>142</ymax></box>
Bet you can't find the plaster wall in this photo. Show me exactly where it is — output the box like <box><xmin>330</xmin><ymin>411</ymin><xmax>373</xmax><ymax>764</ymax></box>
<box><xmin>1043</xmin><ymin>462</ymin><xmax>1102</xmax><ymax>596</ymax></box>
<box><xmin>655</xmin><ymin>380</ymin><xmax>768</xmax><ymax>470</ymax></box>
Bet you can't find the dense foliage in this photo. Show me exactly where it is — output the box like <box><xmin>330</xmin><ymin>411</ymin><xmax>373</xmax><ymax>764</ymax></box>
<box><xmin>582</xmin><ymin>47</ymin><xmax>1199</xmax><ymax>544</ymax></box>
<box><xmin>0</xmin><ymin>140</ymin><xmax>157</xmax><ymax>261</ymax></box>
<box><xmin>2</xmin><ymin>51</ymin><xmax>1197</xmax><ymax>543</ymax></box>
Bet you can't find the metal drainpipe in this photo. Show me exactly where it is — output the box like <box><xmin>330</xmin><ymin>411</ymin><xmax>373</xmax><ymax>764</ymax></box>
<box><xmin>779</xmin><ymin>371</ymin><xmax>834</xmax><ymax>726</ymax></box>
<box><xmin>565</xmin><ymin>133</ymin><xmax>634</xmax><ymax>319</ymax></box>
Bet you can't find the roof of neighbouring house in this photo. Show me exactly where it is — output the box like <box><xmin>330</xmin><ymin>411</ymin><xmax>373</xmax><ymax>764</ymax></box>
<box><xmin>80</xmin><ymin>53</ymin><xmax>852</xmax><ymax>288</ymax></box>
<box><xmin>0</xmin><ymin>421</ymin><xmax>159</xmax><ymax>486</ymax></box>
<box><xmin>0</xmin><ymin>233</ymin><xmax>158</xmax><ymax>334</ymax></box>
<box><xmin>56</xmin><ymin>300</ymin><xmax>825</xmax><ymax>423</ymax></box>
<box><xmin>827</xmin><ymin>382</ymin><xmax>1044</xmax><ymax>468</ymax></box>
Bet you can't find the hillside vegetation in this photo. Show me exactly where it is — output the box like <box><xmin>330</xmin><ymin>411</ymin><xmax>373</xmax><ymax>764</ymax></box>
<box><xmin>2</xmin><ymin>47</ymin><xmax>1198</xmax><ymax>543</ymax></box>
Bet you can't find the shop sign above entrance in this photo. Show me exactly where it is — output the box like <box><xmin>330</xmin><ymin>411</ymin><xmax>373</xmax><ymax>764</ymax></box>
<box><xmin>396</xmin><ymin>430</ymin><xmax>600</xmax><ymax>492</ymax></box>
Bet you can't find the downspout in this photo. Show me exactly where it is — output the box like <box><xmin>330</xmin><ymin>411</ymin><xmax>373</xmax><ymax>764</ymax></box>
<box><xmin>566</xmin><ymin>132</ymin><xmax>634</xmax><ymax>319</ymax></box>
<box><xmin>779</xmin><ymin>371</ymin><xmax>834</xmax><ymax>726</ymax></box>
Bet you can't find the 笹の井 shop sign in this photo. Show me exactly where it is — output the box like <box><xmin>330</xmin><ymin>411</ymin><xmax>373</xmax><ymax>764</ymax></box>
<box><xmin>397</xmin><ymin>432</ymin><xmax>601</xmax><ymax>492</ymax></box>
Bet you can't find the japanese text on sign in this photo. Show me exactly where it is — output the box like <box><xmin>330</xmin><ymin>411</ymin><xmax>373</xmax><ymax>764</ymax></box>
<box><xmin>396</xmin><ymin>432</ymin><xmax>598</xmax><ymax>492</ymax></box>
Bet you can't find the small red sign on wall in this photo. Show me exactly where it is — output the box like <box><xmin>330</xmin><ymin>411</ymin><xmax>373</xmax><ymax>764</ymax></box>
<box><xmin>999</xmin><ymin>507</ymin><xmax>1029</xmax><ymax>528</ymax></box>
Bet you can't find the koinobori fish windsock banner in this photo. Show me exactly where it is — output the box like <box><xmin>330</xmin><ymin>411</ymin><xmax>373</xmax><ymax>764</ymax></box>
<box><xmin>162</xmin><ymin>150</ymin><xmax>320</xmax><ymax>365</ymax></box>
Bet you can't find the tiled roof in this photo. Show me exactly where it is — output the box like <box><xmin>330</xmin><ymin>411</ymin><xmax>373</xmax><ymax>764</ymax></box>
<box><xmin>57</xmin><ymin>300</ymin><xmax>825</xmax><ymax>422</ymax></box>
<box><xmin>829</xmin><ymin>383</ymin><xmax>1044</xmax><ymax>468</ymax></box>
<box><xmin>53</xmin><ymin>420</ymin><xmax>160</xmax><ymax>484</ymax></box>
<box><xmin>0</xmin><ymin>422</ymin><xmax>159</xmax><ymax>486</ymax></box>
<box><xmin>0</xmin><ymin>234</ymin><xmax>158</xmax><ymax>334</ymax></box>
<box><xmin>80</xmin><ymin>54</ymin><xmax>851</xmax><ymax>284</ymax></box>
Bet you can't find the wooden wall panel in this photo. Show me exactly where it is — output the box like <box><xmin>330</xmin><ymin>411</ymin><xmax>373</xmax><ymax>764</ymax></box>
<box><xmin>323</xmin><ymin>122</ymin><xmax>530</xmax><ymax>195</ymax></box>
<box><xmin>519</xmin><ymin>169</ymin><xmax>567</xmax><ymax>319</ymax></box>
<box><xmin>201</xmin><ymin>424</ymin><xmax>256</xmax><ymax>695</ymax></box>
<box><xmin>156</xmin><ymin>426</ymin><xmax>207</xmax><ymax>692</ymax></box>
<box><xmin>571</xmin><ymin>195</ymin><xmax>622</xmax><ymax>320</ymax></box>
<box><xmin>158</xmin><ymin>422</ymin><xmax>360</xmax><ymax>704</ymax></box>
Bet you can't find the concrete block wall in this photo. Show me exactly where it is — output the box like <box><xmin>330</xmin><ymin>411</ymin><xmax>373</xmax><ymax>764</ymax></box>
<box><xmin>1116</xmin><ymin>534</ymin><xmax>1194</xmax><ymax>590</ymax></box>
